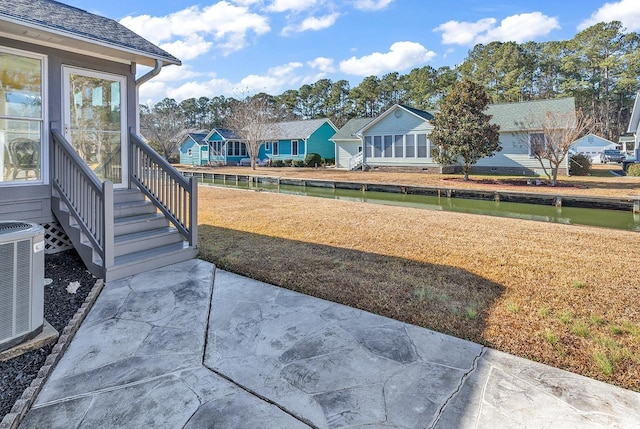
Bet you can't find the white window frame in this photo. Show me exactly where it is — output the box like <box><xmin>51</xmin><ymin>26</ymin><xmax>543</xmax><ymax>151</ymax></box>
<box><xmin>0</xmin><ymin>46</ymin><xmax>48</xmax><ymax>185</ymax></box>
<box><xmin>265</xmin><ymin>141</ymin><xmax>270</xmax><ymax>151</ymax></box>
<box><xmin>529</xmin><ymin>132</ymin><xmax>547</xmax><ymax>157</ymax></box>
<box><xmin>273</xmin><ymin>141</ymin><xmax>279</xmax><ymax>156</ymax></box>
<box><xmin>292</xmin><ymin>140</ymin><xmax>299</xmax><ymax>156</ymax></box>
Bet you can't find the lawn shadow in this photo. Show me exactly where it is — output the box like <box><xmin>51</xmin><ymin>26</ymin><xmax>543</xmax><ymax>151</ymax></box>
<box><xmin>198</xmin><ymin>225</ymin><xmax>505</xmax><ymax>344</ymax></box>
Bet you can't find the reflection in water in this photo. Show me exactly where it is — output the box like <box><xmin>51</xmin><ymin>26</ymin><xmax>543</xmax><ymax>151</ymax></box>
<box><xmin>202</xmin><ymin>178</ymin><xmax>640</xmax><ymax>232</ymax></box>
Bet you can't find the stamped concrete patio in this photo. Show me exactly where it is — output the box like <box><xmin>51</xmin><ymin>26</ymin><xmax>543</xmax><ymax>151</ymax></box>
<box><xmin>20</xmin><ymin>260</ymin><xmax>640</xmax><ymax>428</ymax></box>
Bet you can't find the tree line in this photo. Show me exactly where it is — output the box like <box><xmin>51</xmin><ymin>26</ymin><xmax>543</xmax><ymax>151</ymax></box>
<box><xmin>141</xmin><ymin>21</ymin><xmax>640</xmax><ymax>154</ymax></box>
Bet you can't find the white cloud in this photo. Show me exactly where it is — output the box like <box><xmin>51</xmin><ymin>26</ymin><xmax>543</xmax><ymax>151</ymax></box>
<box><xmin>307</xmin><ymin>57</ymin><xmax>336</xmax><ymax>73</ymax></box>
<box><xmin>267</xmin><ymin>0</ymin><xmax>319</xmax><ymax>13</ymax></box>
<box><xmin>578</xmin><ymin>0</ymin><xmax>640</xmax><ymax>31</ymax></box>
<box><xmin>155</xmin><ymin>62</ymin><xmax>305</xmax><ymax>101</ymax></box>
<box><xmin>434</xmin><ymin>18</ymin><xmax>496</xmax><ymax>45</ymax></box>
<box><xmin>160</xmin><ymin>35</ymin><xmax>213</xmax><ymax>61</ymax></box>
<box><xmin>434</xmin><ymin>12</ymin><xmax>560</xmax><ymax>46</ymax></box>
<box><xmin>339</xmin><ymin>41</ymin><xmax>435</xmax><ymax>76</ymax></box>
<box><xmin>353</xmin><ymin>0</ymin><xmax>394</xmax><ymax>11</ymax></box>
<box><xmin>120</xmin><ymin>1</ymin><xmax>270</xmax><ymax>57</ymax></box>
<box><xmin>282</xmin><ymin>12</ymin><xmax>340</xmax><ymax>35</ymax></box>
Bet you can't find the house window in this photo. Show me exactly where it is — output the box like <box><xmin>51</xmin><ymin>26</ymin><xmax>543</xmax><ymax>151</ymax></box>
<box><xmin>383</xmin><ymin>135</ymin><xmax>393</xmax><ymax>157</ymax></box>
<box><xmin>529</xmin><ymin>133</ymin><xmax>546</xmax><ymax>157</ymax></box>
<box><xmin>227</xmin><ymin>142</ymin><xmax>233</xmax><ymax>156</ymax></box>
<box><xmin>406</xmin><ymin>134</ymin><xmax>415</xmax><ymax>157</ymax></box>
<box><xmin>273</xmin><ymin>141</ymin><xmax>279</xmax><ymax>156</ymax></box>
<box><xmin>373</xmin><ymin>136</ymin><xmax>382</xmax><ymax>157</ymax></box>
<box><xmin>187</xmin><ymin>148</ymin><xmax>193</xmax><ymax>156</ymax></box>
<box><xmin>417</xmin><ymin>134</ymin><xmax>427</xmax><ymax>158</ymax></box>
<box><xmin>364</xmin><ymin>136</ymin><xmax>372</xmax><ymax>158</ymax></box>
<box><xmin>429</xmin><ymin>140</ymin><xmax>438</xmax><ymax>158</ymax></box>
<box><xmin>240</xmin><ymin>142</ymin><xmax>247</xmax><ymax>157</ymax></box>
<box><xmin>265</xmin><ymin>141</ymin><xmax>270</xmax><ymax>151</ymax></box>
<box><xmin>292</xmin><ymin>140</ymin><xmax>299</xmax><ymax>156</ymax></box>
<box><xmin>394</xmin><ymin>135</ymin><xmax>403</xmax><ymax>158</ymax></box>
<box><xmin>1</xmin><ymin>47</ymin><xmax>46</xmax><ymax>184</ymax></box>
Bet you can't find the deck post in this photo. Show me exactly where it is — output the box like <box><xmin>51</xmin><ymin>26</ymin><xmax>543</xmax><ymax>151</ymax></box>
<box><xmin>633</xmin><ymin>200</ymin><xmax>640</xmax><ymax>214</ymax></box>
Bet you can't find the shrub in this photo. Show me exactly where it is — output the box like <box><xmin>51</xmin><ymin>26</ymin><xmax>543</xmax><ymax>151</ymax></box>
<box><xmin>304</xmin><ymin>153</ymin><xmax>322</xmax><ymax>167</ymax></box>
<box><xmin>323</xmin><ymin>158</ymin><xmax>335</xmax><ymax>166</ymax></box>
<box><xmin>626</xmin><ymin>163</ymin><xmax>640</xmax><ymax>176</ymax></box>
<box><xmin>273</xmin><ymin>159</ymin><xmax>285</xmax><ymax>167</ymax></box>
<box><xmin>283</xmin><ymin>159</ymin><xmax>293</xmax><ymax>167</ymax></box>
<box><xmin>569</xmin><ymin>153</ymin><xmax>591</xmax><ymax>176</ymax></box>
<box><xmin>292</xmin><ymin>159</ymin><xmax>305</xmax><ymax>167</ymax></box>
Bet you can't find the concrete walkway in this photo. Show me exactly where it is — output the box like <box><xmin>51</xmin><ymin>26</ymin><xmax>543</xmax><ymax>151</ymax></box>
<box><xmin>21</xmin><ymin>260</ymin><xmax>640</xmax><ymax>428</ymax></box>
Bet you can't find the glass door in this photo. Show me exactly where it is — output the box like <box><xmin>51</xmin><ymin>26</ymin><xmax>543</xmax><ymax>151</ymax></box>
<box><xmin>62</xmin><ymin>67</ymin><xmax>126</xmax><ymax>186</ymax></box>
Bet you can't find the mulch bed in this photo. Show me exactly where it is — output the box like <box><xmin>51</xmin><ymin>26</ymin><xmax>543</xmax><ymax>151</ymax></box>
<box><xmin>0</xmin><ymin>250</ymin><xmax>94</xmax><ymax>420</ymax></box>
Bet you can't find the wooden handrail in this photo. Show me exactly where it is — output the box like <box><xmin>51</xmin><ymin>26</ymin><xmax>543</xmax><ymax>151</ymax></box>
<box><xmin>50</xmin><ymin>128</ymin><xmax>114</xmax><ymax>271</ymax></box>
<box><xmin>129</xmin><ymin>131</ymin><xmax>198</xmax><ymax>247</ymax></box>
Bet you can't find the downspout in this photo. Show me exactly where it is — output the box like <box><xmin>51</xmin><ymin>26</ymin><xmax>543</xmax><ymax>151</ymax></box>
<box><xmin>134</xmin><ymin>59</ymin><xmax>163</xmax><ymax>134</ymax></box>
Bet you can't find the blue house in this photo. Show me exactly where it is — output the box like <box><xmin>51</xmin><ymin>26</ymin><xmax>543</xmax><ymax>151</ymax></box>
<box><xmin>204</xmin><ymin>128</ymin><xmax>251</xmax><ymax>166</ymax></box>
<box><xmin>263</xmin><ymin>118</ymin><xmax>337</xmax><ymax>162</ymax></box>
<box><xmin>179</xmin><ymin>132</ymin><xmax>210</xmax><ymax>166</ymax></box>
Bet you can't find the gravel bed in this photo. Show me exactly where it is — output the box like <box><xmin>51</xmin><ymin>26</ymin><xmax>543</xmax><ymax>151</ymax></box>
<box><xmin>0</xmin><ymin>250</ymin><xmax>95</xmax><ymax>420</ymax></box>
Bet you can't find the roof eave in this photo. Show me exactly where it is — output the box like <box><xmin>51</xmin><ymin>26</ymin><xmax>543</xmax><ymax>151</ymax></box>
<box><xmin>0</xmin><ymin>17</ymin><xmax>180</xmax><ymax>67</ymax></box>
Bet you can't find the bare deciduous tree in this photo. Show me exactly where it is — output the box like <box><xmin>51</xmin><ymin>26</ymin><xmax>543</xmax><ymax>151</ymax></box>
<box><xmin>140</xmin><ymin>99</ymin><xmax>186</xmax><ymax>161</ymax></box>
<box><xmin>225</xmin><ymin>94</ymin><xmax>277</xmax><ymax>170</ymax></box>
<box><xmin>518</xmin><ymin>108</ymin><xmax>592</xmax><ymax>186</ymax></box>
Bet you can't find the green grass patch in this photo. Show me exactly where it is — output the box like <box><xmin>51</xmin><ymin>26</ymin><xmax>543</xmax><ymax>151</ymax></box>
<box><xmin>558</xmin><ymin>310</ymin><xmax>575</xmax><ymax>324</ymax></box>
<box><xmin>572</xmin><ymin>280</ymin><xmax>586</xmax><ymax>289</ymax></box>
<box><xmin>572</xmin><ymin>322</ymin><xmax>591</xmax><ymax>338</ymax></box>
<box><xmin>506</xmin><ymin>302</ymin><xmax>520</xmax><ymax>314</ymax></box>
<box><xmin>544</xmin><ymin>330</ymin><xmax>559</xmax><ymax>345</ymax></box>
<box><xmin>593</xmin><ymin>352</ymin><xmax>614</xmax><ymax>375</ymax></box>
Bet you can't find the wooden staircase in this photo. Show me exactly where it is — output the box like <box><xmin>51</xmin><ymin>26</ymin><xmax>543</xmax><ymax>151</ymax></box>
<box><xmin>52</xmin><ymin>187</ymin><xmax>197</xmax><ymax>281</ymax></box>
<box><xmin>50</xmin><ymin>128</ymin><xmax>198</xmax><ymax>282</ymax></box>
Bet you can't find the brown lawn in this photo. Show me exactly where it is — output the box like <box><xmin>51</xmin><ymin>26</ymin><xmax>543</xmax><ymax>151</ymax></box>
<box><xmin>195</xmin><ymin>169</ymin><xmax>640</xmax><ymax>391</ymax></box>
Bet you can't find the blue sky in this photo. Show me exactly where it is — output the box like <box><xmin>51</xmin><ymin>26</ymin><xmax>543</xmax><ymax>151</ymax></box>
<box><xmin>64</xmin><ymin>0</ymin><xmax>640</xmax><ymax>104</ymax></box>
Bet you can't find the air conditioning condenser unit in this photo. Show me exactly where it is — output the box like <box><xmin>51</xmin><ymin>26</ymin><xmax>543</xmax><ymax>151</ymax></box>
<box><xmin>0</xmin><ymin>221</ymin><xmax>45</xmax><ymax>352</ymax></box>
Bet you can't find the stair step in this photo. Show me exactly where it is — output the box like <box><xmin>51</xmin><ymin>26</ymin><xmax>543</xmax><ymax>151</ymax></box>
<box><xmin>114</xmin><ymin>188</ymin><xmax>147</xmax><ymax>204</ymax></box>
<box><xmin>108</xmin><ymin>242</ymin><xmax>197</xmax><ymax>281</ymax></box>
<box><xmin>114</xmin><ymin>213</ymin><xmax>169</xmax><ymax>236</ymax></box>
<box><xmin>114</xmin><ymin>200</ymin><xmax>157</xmax><ymax>218</ymax></box>
<box><xmin>114</xmin><ymin>227</ymin><xmax>183</xmax><ymax>256</ymax></box>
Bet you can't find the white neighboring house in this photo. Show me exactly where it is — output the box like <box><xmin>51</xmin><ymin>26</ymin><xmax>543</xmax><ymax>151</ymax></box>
<box><xmin>570</xmin><ymin>134</ymin><xmax>619</xmax><ymax>163</ymax></box>
<box><xmin>627</xmin><ymin>91</ymin><xmax>640</xmax><ymax>162</ymax></box>
<box><xmin>331</xmin><ymin>118</ymin><xmax>373</xmax><ymax>169</ymax></box>
<box><xmin>333</xmin><ymin>99</ymin><xmax>577</xmax><ymax>175</ymax></box>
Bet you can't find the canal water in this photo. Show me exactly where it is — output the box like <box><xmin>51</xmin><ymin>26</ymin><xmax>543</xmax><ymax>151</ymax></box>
<box><xmin>200</xmin><ymin>178</ymin><xmax>640</xmax><ymax>232</ymax></box>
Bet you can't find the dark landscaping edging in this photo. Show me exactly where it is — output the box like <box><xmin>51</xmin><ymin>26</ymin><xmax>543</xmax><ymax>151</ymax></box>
<box><xmin>0</xmin><ymin>279</ymin><xmax>105</xmax><ymax>429</ymax></box>
<box><xmin>181</xmin><ymin>171</ymin><xmax>639</xmax><ymax>212</ymax></box>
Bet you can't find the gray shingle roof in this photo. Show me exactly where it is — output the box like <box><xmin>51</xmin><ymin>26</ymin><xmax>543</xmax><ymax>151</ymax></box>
<box><xmin>0</xmin><ymin>0</ymin><xmax>180</xmax><ymax>65</ymax></box>
<box><xmin>331</xmin><ymin>118</ymin><xmax>373</xmax><ymax>140</ymax></box>
<box><xmin>487</xmin><ymin>97</ymin><xmax>576</xmax><ymax>132</ymax></box>
<box><xmin>214</xmin><ymin>128</ymin><xmax>243</xmax><ymax>140</ymax></box>
<box><xmin>265</xmin><ymin>118</ymin><xmax>335</xmax><ymax>140</ymax></box>
<box><xmin>399</xmin><ymin>105</ymin><xmax>434</xmax><ymax>121</ymax></box>
<box><xmin>187</xmin><ymin>133</ymin><xmax>208</xmax><ymax>145</ymax></box>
